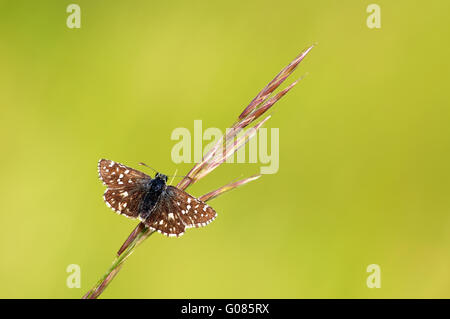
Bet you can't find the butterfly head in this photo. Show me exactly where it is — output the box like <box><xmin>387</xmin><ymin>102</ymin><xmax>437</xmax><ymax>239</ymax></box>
<box><xmin>155</xmin><ymin>172</ymin><xmax>168</xmax><ymax>183</ymax></box>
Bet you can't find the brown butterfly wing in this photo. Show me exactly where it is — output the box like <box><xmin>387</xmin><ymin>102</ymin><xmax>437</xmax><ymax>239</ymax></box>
<box><xmin>98</xmin><ymin>159</ymin><xmax>151</xmax><ymax>218</ymax></box>
<box><xmin>143</xmin><ymin>185</ymin><xmax>217</xmax><ymax>237</ymax></box>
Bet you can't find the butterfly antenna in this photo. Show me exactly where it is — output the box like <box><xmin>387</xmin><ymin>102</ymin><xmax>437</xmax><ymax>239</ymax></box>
<box><xmin>169</xmin><ymin>169</ymin><xmax>178</xmax><ymax>185</ymax></box>
<box><xmin>167</xmin><ymin>174</ymin><xmax>194</xmax><ymax>183</ymax></box>
<box><xmin>139</xmin><ymin>162</ymin><xmax>193</xmax><ymax>183</ymax></box>
<box><xmin>172</xmin><ymin>175</ymin><xmax>194</xmax><ymax>182</ymax></box>
<box><xmin>138</xmin><ymin>162</ymin><xmax>159</xmax><ymax>174</ymax></box>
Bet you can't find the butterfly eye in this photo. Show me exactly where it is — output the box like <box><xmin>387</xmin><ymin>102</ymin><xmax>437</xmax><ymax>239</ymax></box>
<box><xmin>155</xmin><ymin>173</ymin><xmax>168</xmax><ymax>182</ymax></box>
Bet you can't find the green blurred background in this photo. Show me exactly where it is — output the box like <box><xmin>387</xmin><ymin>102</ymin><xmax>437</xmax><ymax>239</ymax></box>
<box><xmin>0</xmin><ymin>0</ymin><xmax>449</xmax><ymax>298</ymax></box>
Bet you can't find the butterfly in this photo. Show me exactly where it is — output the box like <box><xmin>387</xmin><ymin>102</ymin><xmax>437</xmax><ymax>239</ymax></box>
<box><xmin>98</xmin><ymin>159</ymin><xmax>217</xmax><ymax>237</ymax></box>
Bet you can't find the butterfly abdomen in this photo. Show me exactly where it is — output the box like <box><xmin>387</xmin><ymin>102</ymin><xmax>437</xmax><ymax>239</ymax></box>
<box><xmin>138</xmin><ymin>177</ymin><xmax>166</xmax><ymax>218</ymax></box>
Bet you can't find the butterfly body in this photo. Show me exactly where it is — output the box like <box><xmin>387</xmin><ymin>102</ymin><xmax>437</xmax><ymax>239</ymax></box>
<box><xmin>138</xmin><ymin>174</ymin><xmax>167</xmax><ymax>219</ymax></box>
<box><xmin>98</xmin><ymin>159</ymin><xmax>217</xmax><ymax>237</ymax></box>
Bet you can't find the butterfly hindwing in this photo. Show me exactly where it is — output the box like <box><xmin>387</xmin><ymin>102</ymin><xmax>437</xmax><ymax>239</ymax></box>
<box><xmin>103</xmin><ymin>188</ymin><xmax>144</xmax><ymax>219</ymax></box>
<box><xmin>144</xmin><ymin>193</ymin><xmax>188</xmax><ymax>237</ymax></box>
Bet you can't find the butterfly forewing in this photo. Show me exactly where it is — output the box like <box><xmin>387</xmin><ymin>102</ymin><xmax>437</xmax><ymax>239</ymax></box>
<box><xmin>98</xmin><ymin>159</ymin><xmax>150</xmax><ymax>189</ymax></box>
<box><xmin>166</xmin><ymin>186</ymin><xmax>217</xmax><ymax>228</ymax></box>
